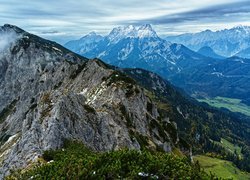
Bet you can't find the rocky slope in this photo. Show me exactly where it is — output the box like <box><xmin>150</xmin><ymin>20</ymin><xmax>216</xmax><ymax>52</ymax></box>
<box><xmin>236</xmin><ymin>47</ymin><xmax>250</xmax><ymax>59</ymax></box>
<box><xmin>0</xmin><ymin>25</ymin><xmax>183</xmax><ymax>178</ymax></box>
<box><xmin>123</xmin><ymin>68</ymin><xmax>250</xmax><ymax>143</ymax></box>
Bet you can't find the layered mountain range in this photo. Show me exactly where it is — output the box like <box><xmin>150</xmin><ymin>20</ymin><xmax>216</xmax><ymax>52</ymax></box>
<box><xmin>1</xmin><ymin>24</ymin><xmax>249</xmax><ymax>178</ymax></box>
<box><xmin>165</xmin><ymin>25</ymin><xmax>250</xmax><ymax>58</ymax></box>
<box><xmin>65</xmin><ymin>25</ymin><xmax>250</xmax><ymax>104</ymax></box>
<box><xmin>65</xmin><ymin>24</ymin><xmax>208</xmax><ymax>72</ymax></box>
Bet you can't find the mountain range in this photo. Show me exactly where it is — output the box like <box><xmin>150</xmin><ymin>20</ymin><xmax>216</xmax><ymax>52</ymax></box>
<box><xmin>165</xmin><ymin>25</ymin><xmax>250</xmax><ymax>58</ymax></box>
<box><xmin>1</xmin><ymin>24</ymin><xmax>250</xmax><ymax>178</ymax></box>
<box><xmin>64</xmin><ymin>24</ymin><xmax>250</xmax><ymax>105</ymax></box>
<box><xmin>65</xmin><ymin>24</ymin><xmax>214</xmax><ymax>79</ymax></box>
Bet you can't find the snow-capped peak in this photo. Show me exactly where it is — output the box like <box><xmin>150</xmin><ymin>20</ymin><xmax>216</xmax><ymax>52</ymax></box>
<box><xmin>107</xmin><ymin>25</ymin><xmax>136</xmax><ymax>42</ymax></box>
<box><xmin>139</xmin><ymin>24</ymin><xmax>153</xmax><ymax>30</ymax></box>
<box><xmin>107</xmin><ymin>24</ymin><xmax>158</xmax><ymax>43</ymax></box>
<box><xmin>138</xmin><ymin>24</ymin><xmax>157</xmax><ymax>38</ymax></box>
<box><xmin>233</xmin><ymin>25</ymin><xmax>249</xmax><ymax>29</ymax></box>
<box><xmin>231</xmin><ymin>25</ymin><xmax>250</xmax><ymax>34</ymax></box>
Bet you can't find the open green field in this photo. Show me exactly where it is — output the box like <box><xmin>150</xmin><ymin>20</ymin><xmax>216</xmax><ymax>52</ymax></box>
<box><xmin>213</xmin><ymin>138</ymin><xmax>242</xmax><ymax>157</ymax></box>
<box><xmin>197</xmin><ymin>96</ymin><xmax>250</xmax><ymax>117</ymax></box>
<box><xmin>194</xmin><ymin>155</ymin><xmax>250</xmax><ymax>180</ymax></box>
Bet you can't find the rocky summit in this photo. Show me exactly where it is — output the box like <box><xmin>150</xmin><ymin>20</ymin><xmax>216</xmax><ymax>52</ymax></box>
<box><xmin>0</xmin><ymin>25</ymin><xmax>183</xmax><ymax>178</ymax></box>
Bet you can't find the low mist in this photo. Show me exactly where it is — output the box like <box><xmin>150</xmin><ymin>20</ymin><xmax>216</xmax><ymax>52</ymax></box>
<box><xmin>0</xmin><ymin>31</ymin><xmax>19</xmax><ymax>52</ymax></box>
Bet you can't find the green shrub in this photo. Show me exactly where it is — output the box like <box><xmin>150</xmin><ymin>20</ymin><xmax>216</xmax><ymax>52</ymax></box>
<box><xmin>7</xmin><ymin>140</ymin><xmax>212</xmax><ymax>180</ymax></box>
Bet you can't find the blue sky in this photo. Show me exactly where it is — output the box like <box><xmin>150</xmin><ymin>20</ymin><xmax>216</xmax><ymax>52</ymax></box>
<box><xmin>1</xmin><ymin>0</ymin><xmax>250</xmax><ymax>44</ymax></box>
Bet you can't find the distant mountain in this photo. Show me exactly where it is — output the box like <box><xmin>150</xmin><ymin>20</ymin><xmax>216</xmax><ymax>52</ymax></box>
<box><xmin>64</xmin><ymin>24</ymin><xmax>250</xmax><ymax>108</ymax></box>
<box><xmin>64</xmin><ymin>24</ymin><xmax>213</xmax><ymax>78</ymax></box>
<box><xmin>169</xmin><ymin>56</ymin><xmax>250</xmax><ymax>104</ymax></box>
<box><xmin>197</xmin><ymin>46</ymin><xmax>225</xmax><ymax>59</ymax></box>
<box><xmin>165</xmin><ymin>25</ymin><xmax>250</xmax><ymax>58</ymax></box>
<box><xmin>64</xmin><ymin>32</ymin><xmax>103</xmax><ymax>55</ymax></box>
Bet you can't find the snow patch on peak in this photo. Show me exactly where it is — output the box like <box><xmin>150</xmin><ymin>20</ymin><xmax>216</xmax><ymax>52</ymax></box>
<box><xmin>139</xmin><ymin>24</ymin><xmax>152</xmax><ymax>29</ymax></box>
<box><xmin>138</xmin><ymin>24</ymin><xmax>158</xmax><ymax>38</ymax></box>
<box><xmin>233</xmin><ymin>25</ymin><xmax>250</xmax><ymax>29</ymax></box>
<box><xmin>108</xmin><ymin>25</ymin><xmax>137</xmax><ymax>43</ymax></box>
<box><xmin>107</xmin><ymin>24</ymin><xmax>158</xmax><ymax>43</ymax></box>
<box><xmin>229</xmin><ymin>25</ymin><xmax>250</xmax><ymax>34</ymax></box>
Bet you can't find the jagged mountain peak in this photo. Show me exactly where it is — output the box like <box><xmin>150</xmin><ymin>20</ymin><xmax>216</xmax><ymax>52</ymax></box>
<box><xmin>0</xmin><ymin>24</ymin><xmax>85</xmax><ymax>67</ymax></box>
<box><xmin>65</xmin><ymin>24</ymin><xmax>206</xmax><ymax>76</ymax></box>
<box><xmin>107</xmin><ymin>25</ymin><xmax>137</xmax><ymax>42</ymax></box>
<box><xmin>138</xmin><ymin>24</ymin><xmax>153</xmax><ymax>30</ymax></box>
<box><xmin>137</xmin><ymin>24</ymin><xmax>158</xmax><ymax>38</ymax></box>
<box><xmin>165</xmin><ymin>25</ymin><xmax>250</xmax><ymax>57</ymax></box>
<box><xmin>107</xmin><ymin>24</ymin><xmax>158</xmax><ymax>43</ymax></box>
<box><xmin>232</xmin><ymin>25</ymin><xmax>250</xmax><ymax>30</ymax></box>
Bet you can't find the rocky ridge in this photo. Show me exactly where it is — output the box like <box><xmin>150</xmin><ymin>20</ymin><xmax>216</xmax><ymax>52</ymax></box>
<box><xmin>0</xmin><ymin>25</ymin><xmax>181</xmax><ymax>178</ymax></box>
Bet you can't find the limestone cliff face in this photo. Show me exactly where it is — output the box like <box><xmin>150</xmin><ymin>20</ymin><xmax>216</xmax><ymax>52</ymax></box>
<box><xmin>0</xmin><ymin>25</ymin><xmax>179</xmax><ymax>177</ymax></box>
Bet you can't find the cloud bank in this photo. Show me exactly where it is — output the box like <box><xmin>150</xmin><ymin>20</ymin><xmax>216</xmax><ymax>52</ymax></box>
<box><xmin>137</xmin><ymin>1</ymin><xmax>250</xmax><ymax>25</ymax></box>
<box><xmin>0</xmin><ymin>0</ymin><xmax>249</xmax><ymax>43</ymax></box>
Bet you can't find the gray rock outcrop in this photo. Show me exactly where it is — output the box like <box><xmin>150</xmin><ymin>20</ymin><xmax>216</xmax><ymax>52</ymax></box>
<box><xmin>0</xmin><ymin>25</ymin><xmax>177</xmax><ymax>178</ymax></box>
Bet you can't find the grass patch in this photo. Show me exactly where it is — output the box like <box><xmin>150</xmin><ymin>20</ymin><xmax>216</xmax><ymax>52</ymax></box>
<box><xmin>172</xmin><ymin>147</ymin><xmax>185</xmax><ymax>158</ymax></box>
<box><xmin>198</xmin><ymin>96</ymin><xmax>250</xmax><ymax>117</ymax></box>
<box><xmin>213</xmin><ymin>138</ymin><xmax>243</xmax><ymax>158</ymax></box>
<box><xmin>194</xmin><ymin>155</ymin><xmax>250</xmax><ymax>180</ymax></box>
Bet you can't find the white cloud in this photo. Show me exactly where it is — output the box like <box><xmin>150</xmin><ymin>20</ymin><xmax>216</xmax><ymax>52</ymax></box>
<box><xmin>0</xmin><ymin>0</ymin><xmax>249</xmax><ymax>43</ymax></box>
<box><xmin>0</xmin><ymin>31</ymin><xmax>19</xmax><ymax>52</ymax></box>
